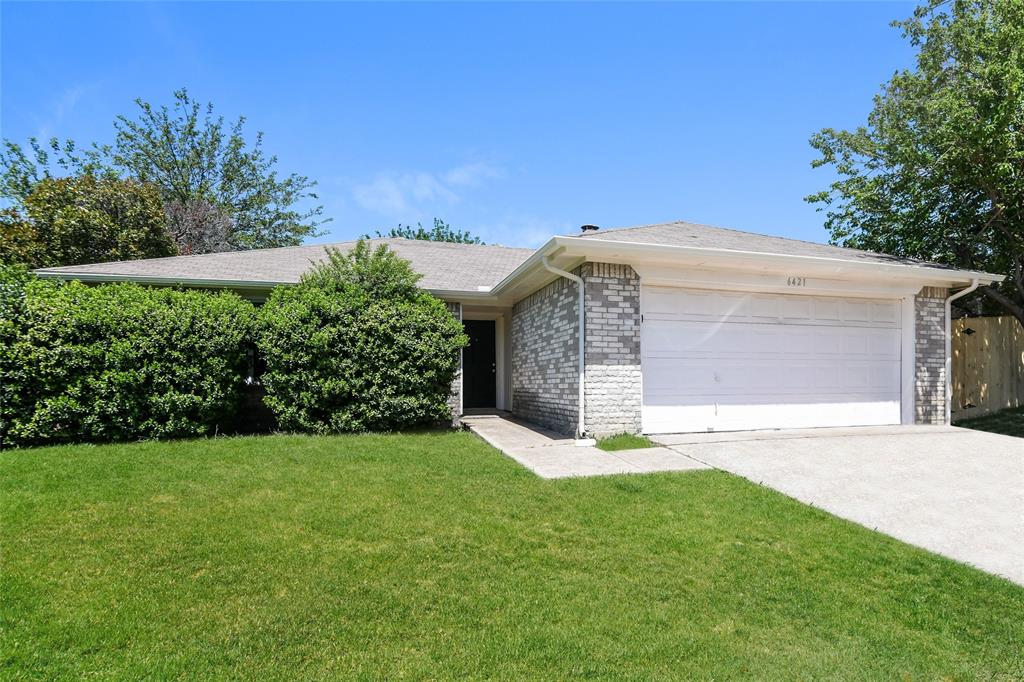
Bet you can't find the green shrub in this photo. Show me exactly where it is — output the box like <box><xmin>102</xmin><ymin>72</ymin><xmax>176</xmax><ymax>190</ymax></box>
<box><xmin>257</xmin><ymin>241</ymin><xmax>467</xmax><ymax>433</ymax></box>
<box><xmin>0</xmin><ymin>265</ymin><xmax>34</xmax><ymax>445</ymax></box>
<box><xmin>0</xmin><ymin>268</ymin><xmax>257</xmax><ymax>447</ymax></box>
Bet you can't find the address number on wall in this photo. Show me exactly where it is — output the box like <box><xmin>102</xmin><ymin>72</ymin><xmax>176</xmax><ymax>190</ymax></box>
<box><xmin>786</xmin><ymin>276</ymin><xmax>807</xmax><ymax>287</ymax></box>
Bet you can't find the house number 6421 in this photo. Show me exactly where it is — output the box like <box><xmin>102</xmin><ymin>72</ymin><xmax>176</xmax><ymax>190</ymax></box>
<box><xmin>787</xmin><ymin>276</ymin><xmax>807</xmax><ymax>287</ymax></box>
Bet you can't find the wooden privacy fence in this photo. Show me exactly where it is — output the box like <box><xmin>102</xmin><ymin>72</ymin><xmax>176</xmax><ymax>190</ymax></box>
<box><xmin>951</xmin><ymin>315</ymin><xmax>1024</xmax><ymax>420</ymax></box>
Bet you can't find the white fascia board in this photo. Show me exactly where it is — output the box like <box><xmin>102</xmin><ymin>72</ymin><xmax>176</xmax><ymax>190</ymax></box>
<box><xmin>489</xmin><ymin>238</ymin><xmax>562</xmax><ymax>295</ymax></box>
<box><xmin>35</xmin><ymin>270</ymin><xmax>506</xmax><ymax>304</ymax></box>
<box><xmin>552</xmin><ymin>237</ymin><xmax>1004</xmax><ymax>287</ymax></box>
<box><xmin>429</xmin><ymin>288</ymin><xmax>504</xmax><ymax>304</ymax></box>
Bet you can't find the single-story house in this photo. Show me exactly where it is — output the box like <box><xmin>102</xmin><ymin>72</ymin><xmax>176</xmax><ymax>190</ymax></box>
<box><xmin>36</xmin><ymin>220</ymin><xmax>1004</xmax><ymax>438</ymax></box>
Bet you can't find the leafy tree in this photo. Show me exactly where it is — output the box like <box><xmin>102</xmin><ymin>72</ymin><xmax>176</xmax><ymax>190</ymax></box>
<box><xmin>0</xmin><ymin>89</ymin><xmax>327</xmax><ymax>251</ymax></box>
<box><xmin>0</xmin><ymin>176</ymin><xmax>174</xmax><ymax>268</ymax></box>
<box><xmin>0</xmin><ymin>208</ymin><xmax>42</xmax><ymax>267</ymax></box>
<box><xmin>0</xmin><ymin>137</ymin><xmax>116</xmax><ymax>201</ymax></box>
<box><xmin>164</xmin><ymin>199</ymin><xmax>232</xmax><ymax>255</ymax></box>
<box><xmin>807</xmin><ymin>0</ymin><xmax>1024</xmax><ymax>327</ymax></box>
<box><xmin>258</xmin><ymin>241</ymin><xmax>467</xmax><ymax>433</ymax></box>
<box><xmin>364</xmin><ymin>218</ymin><xmax>483</xmax><ymax>244</ymax></box>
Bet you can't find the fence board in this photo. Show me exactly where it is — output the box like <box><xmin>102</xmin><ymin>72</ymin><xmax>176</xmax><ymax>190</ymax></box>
<box><xmin>951</xmin><ymin>315</ymin><xmax>1024</xmax><ymax>420</ymax></box>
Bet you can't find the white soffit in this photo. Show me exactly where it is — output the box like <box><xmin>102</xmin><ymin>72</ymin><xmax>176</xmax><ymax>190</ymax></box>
<box><xmin>553</xmin><ymin>237</ymin><xmax>1002</xmax><ymax>288</ymax></box>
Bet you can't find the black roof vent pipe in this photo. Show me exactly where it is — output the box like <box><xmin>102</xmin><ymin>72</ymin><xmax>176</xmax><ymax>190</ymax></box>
<box><xmin>580</xmin><ymin>224</ymin><xmax>600</xmax><ymax>233</ymax></box>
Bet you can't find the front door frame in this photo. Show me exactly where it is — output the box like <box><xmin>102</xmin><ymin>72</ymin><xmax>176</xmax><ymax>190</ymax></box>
<box><xmin>461</xmin><ymin>311</ymin><xmax>507</xmax><ymax>411</ymax></box>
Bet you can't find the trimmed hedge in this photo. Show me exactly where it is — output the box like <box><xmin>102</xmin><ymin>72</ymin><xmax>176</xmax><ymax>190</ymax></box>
<box><xmin>0</xmin><ymin>267</ymin><xmax>256</xmax><ymax>447</ymax></box>
<box><xmin>257</xmin><ymin>242</ymin><xmax>467</xmax><ymax>433</ymax></box>
<box><xmin>1</xmin><ymin>242</ymin><xmax>466</xmax><ymax>446</ymax></box>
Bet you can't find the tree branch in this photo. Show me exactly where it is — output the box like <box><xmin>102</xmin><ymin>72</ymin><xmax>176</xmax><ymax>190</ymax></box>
<box><xmin>979</xmin><ymin>284</ymin><xmax>1024</xmax><ymax>330</ymax></box>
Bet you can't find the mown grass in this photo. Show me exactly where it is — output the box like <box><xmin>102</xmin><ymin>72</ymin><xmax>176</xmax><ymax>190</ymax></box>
<box><xmin>596</xmin><ymin>432</ymin><xmax>657</xmax><ymax>451</ymax></box>
<box><xmin>2</xmin><ymin>432</ymin><xmax>1023</xmax><ymax>680</ymax></box>
<box><xmin>955</xmin><ymin>405</ymin><xmax>1024</xmax><ymax>438</ymax></box>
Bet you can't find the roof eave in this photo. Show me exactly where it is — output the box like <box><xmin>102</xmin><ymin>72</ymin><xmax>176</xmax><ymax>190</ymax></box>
<box><xmin>34</xmin><ymin>269</ymin><xmax>509</xmax><ymax>303</ymax></box>
<box><xmin>33</xmin><ymin>271</ymin><xmax>290</xmax><ymax>290</ymax></box>
<box><xmin>549</xmin><ymin>236</ymin><xmax>1004</xmax><ymax>287</ymax></box>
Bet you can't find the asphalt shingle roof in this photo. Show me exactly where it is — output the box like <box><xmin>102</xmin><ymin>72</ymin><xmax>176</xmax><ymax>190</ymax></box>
<box><xmin>37</xmin><ymin>219</ymin><xmax>960</xmax><ymax>292</ymax></box>
<box><xmin>36</xmin><ymin>238</ymin><xmax>535</xmax><ymax>292</ymax></box>
<box><xmin>572</xmin><ymin>220</ymin><xmax>942</xmax><ymax>268</ymax></box>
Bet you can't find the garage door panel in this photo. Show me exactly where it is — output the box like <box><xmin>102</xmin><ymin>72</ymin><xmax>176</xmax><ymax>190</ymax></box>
<box><xmin>814</xmin><ymin>299</ymin><xmax>842</xmax><ymax>321</ymax></box>
<box><xmin>643</xmin><ymin>401</ymin><xmax>900</xmax><ymax>433</ymax></box>
<box><xmin>642</xmin><ymin>358</ymin><xmax>900</xmax><ymax>396</ymax></box>
<box><xmin>780</xmin><ymin>298</ymin><xmax>812</xmax><ymax>320</ymax></box>
<box><xmin>871</xmin><ymin>301</ymin><xmax>900</xmax><ymax>324</ymax></box>
<box><xmin>643</xmin><ymin>287</ymin><xmax>901</xmax><ymax>328</ymax></box>
<box><xmin>640</xmin><ymin>287</ymin><xmax>903</xmax><ymax>433</ymax></box>
<box><xmin>643</xmin><ymin>321</ymin><xmax>899</xmax><ymax>359</ymax></box>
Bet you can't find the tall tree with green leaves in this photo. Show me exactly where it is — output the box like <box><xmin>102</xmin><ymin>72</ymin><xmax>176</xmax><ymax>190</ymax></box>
<box><xmin>1</xmin><ymin>89</ymin><xmax>327</xmax><ymax>251</ymax></box>
<box><xmin>364</xmin><ymin>218</ymin><xmax>483</xmax><ymax>244</ymax></box>
<box><xmin>0</xmin><ymin>176</ymin><xmax>174</xmax><ymax>268</ymax></box>
<box><xmin>807</xmin><ymin>0</ymin><xmax>1024</xmax><ymax>327</ymax></box>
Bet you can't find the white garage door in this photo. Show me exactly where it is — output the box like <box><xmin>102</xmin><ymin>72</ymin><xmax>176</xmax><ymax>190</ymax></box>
<box><xmin>641</xmin><ymin>286</ymin><xmax>903</xmax><ymax>434</ymax></box>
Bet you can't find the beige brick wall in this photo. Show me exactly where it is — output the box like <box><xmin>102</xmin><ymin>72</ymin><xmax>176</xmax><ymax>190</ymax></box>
<box><xmin>580</xmin><ymin>263</ymin><xmax>642</xmax><ymax>437</ymax></box>
<box><xmin>510</xmin><ymin>262</ymin><xmax>643</xmax><ymax>437</ymax></box>
<box><xmin>510</xmin><ymin>275</ymin><xmax>579</xmax><ymax>434</ymax></box>
<box><xmin>915</xmin><ymin>287</ymin><xmax>949</xmax><ymax>424</ymax></box>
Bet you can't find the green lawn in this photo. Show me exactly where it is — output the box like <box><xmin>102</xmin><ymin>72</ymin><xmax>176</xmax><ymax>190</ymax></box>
<box><xmin>2</xmin><ymin>433</ymin><xmax>1023</xmax><ymax>680</ymax></box>
<box><xmin>596</xmin><ymin>432</ymin><xmax>656</xmax><ymax>451</ymax></box>
<box><xmin>955</xmin><ymin>405</ymin><xmax>1024</xmax><ymax>438</ymax></box>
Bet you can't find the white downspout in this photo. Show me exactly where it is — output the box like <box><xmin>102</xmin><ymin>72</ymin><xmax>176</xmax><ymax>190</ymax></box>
<box><xmin>945</xmin><ymin>278</ymin><xmax>981</xmax><ymax>424</ymax></box>
<box><xmin>542</xmin><ymin>256</ymin><xmax>589</xmax><ymax>442</ymax></box>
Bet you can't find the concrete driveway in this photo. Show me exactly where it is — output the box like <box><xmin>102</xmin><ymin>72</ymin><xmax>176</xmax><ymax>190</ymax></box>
<box><xmin>654</xmin><ymin>426</ymin><xmax>1024</xmax><ymax>586</ymax></box>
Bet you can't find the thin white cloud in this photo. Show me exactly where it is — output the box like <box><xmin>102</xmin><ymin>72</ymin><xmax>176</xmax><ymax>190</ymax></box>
<box><xmin>351</xmin><ymin>162</ymin><xmax>503</xmax><ymax>218</ymax></box>
<box><xmin>407</xmin><ymin>172</ymin><xmax>458</xmax><ymax>204</ymax></box>
<box><xmin>36</xmin><ymin>84</ymin><xmax>92</xmax><ymax>140</ymax></box>
<box><xmin>443</xmin><ymin>161</ymin><xmax>504</xmax><ymax>188</ymax></box>
<box><xmin>351</xmin><ymin>176</ymin><xmax>410</xmax><ymax>215</ymax></box>
<box><xmin>473</xmin><ymin>215</ymin><xmax>574</xmax><ymax>248</ymax></box>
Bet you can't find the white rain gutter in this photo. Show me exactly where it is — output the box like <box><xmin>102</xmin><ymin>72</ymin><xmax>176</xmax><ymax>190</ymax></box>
<box><xmin>32</xmin><ymin>271</ymin><xmax>285</xmax><ymax>291</ymax></box>
<box><xmin>945</xmin><ymin>278</ymin><xmax>981</xmax><ymax>424</ymax></box>
<box><xmin>541</xmin><ymin>256</ymin><xmax>589</xmax><ymax>442</ymax></box>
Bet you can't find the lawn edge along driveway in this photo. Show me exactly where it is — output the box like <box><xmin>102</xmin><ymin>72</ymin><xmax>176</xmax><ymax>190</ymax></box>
<box><xmin>655</xmin><ymin>425</ymin><xmax>1024</xmax><ymax>586</ymax></box>
<box><xmin>3</xmin><ymin>431</ymin><xmax>1023</xmax><ymax>680</ymax></box>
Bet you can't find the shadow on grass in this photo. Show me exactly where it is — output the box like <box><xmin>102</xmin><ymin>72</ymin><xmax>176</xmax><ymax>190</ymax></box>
<box><xmin>955</xmin><ymin>406</ymin><xmax>1024</xmax><ymax>438</ymax></box>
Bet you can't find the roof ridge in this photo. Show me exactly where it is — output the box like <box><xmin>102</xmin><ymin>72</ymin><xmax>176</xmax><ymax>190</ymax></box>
<box><xmin>381</xmin><ymin>237</ymin><xmax>534</xmax><ymax>252</ymax></box>
<box><xmin>584</xmin><ymin>219</ymin><xmax>911</xmax><ymax>261</ymax></box>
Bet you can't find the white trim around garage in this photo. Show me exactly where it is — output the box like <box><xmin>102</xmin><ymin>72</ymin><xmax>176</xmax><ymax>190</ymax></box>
<box><xmin>900</xmin><ymin>296</ymin><xmax>916</xmax><ymax>425</ymax></box>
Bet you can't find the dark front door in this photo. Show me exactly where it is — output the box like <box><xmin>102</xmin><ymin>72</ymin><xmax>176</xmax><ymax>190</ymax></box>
<box><xmin>463</xmin><ymin>320</ymin><xmax>496</xmax><ymax>409</ymax></box>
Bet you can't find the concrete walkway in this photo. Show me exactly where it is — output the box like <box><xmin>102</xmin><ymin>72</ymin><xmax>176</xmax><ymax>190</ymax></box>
<box><xmin>461</xmin><ymin>414</ymin><xmax>708</xmax><ymax>479</ymax></box>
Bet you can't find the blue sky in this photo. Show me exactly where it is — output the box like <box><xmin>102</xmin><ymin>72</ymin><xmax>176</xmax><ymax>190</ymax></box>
<box><xmin>1</xmin><ymin>1</ymin><xmax>915</xmax><ymax>247</ymax></box>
